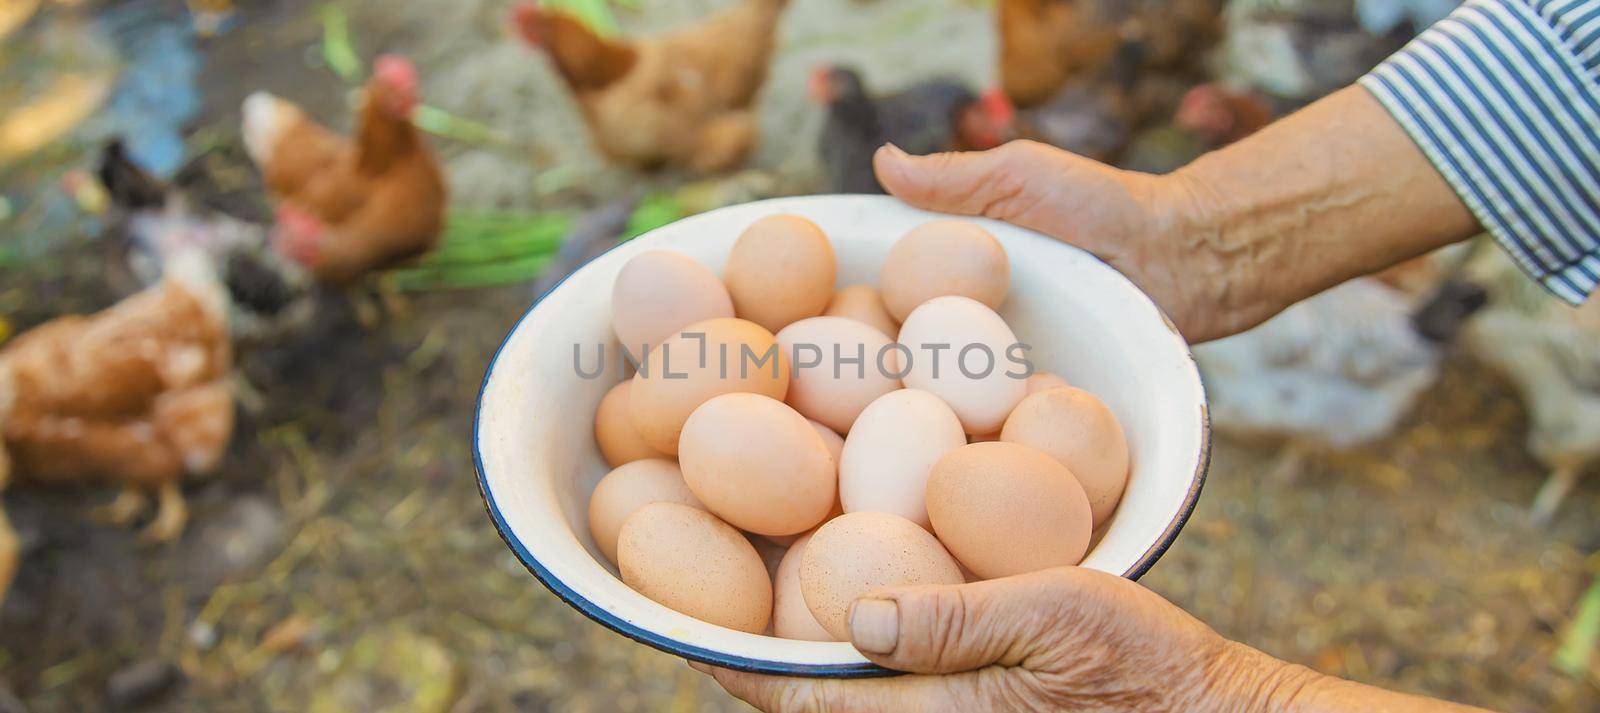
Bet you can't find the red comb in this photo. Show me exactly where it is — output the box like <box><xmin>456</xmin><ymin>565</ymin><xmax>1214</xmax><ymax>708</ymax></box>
<box><xmin>510</xmin><ymin>2</ymin><xmax>543</xmax><ymax>45</ymax></box>
<box><xmin>980</xmin><ymin>88</ymin><xmax>1015</xmax><ymax>127</ymax></box>
<box><xmin>374</xmin><ymin>55</ymin><xmax>418</xmax><ymax>91</ymax></box>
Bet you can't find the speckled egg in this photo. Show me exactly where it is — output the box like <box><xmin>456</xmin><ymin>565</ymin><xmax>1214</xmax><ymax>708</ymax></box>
<box><xmin>617</xmin><ymin>502</ymin><xmax>772</xmax><ymax>633</ymax></box>
<box><xmin>772</xmin><ymin>532</ymin><xmax>835</xmax><ymax>641</ymax></box>
<box><xmin>799</xmin><ymin>511</ymin><xmax>963</xmax><ymax>640</ymax></box>
<box><xmin>587</xmin><ymin>459</ymin><xmax>702</xmax><ymax>565</ymax></box>
<box><xmin>1001</xmin><ymin>386</ymin><xmax>1130</xmax><ymax>527</ymax></box>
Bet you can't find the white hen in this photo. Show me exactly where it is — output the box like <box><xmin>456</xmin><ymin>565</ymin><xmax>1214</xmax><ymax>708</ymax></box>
<box><xmin>1197</xmin><ymin>277</ymin><xmax>1462</xmax><ymax>478</ymax></box>
<box><xmin>1463</xmin><ymin>252</ymin><xmax>1600</xmax><ymax>522</ymax></box>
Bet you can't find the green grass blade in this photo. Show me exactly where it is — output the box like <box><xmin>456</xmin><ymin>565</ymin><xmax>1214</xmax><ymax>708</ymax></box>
<box><xmin>622</xmin><ymin>192</ymin><xmax>682</xmax><ymax>241</ymax></box>
<box><xmin>539</xmin><ymin>0</ymin><xmax>620</xmax><ymax>36</ymax></box>
<box><xmin>391</xmin><ymin>254</ymin><xmax>557</xmax><ymax>291</ymax></box>
<box><xmin>413</xmin><ymin>104</ymin><xmax>508</xmax><ymax>145</ymax></box>
<box><xmin>319</xmin><ymin>5</ymin><xmax>362</xmax><ymax>83</ymax></box>
<box><xmin>1555</xmin><ymin>574</ymin><xmax>1600</xmax><ymax>676</ymax></box>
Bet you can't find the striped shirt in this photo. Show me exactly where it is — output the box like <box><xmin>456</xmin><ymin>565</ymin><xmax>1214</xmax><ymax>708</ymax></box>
<box><xmin>1361</xmin><ymin>0</ymin><xmax>1600</xmax><ymax>303</ymax></box>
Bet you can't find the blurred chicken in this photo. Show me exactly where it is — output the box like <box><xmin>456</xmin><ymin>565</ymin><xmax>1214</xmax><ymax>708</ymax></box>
<box><xmin>511</xmin><ymin>0</ymin><xmax>788</xmax><ymax>173</ymax></box>
<box><xmin>1174</xmin><ymin>81</ymin><xmax>1277</xmax><ymax>149</ymax></box>
<box><xmin>0</xmin><ymin>362</ymin><xmax>14</xmax><ymax>602</ymax></box>
<box><xmin>1011</xmin><ymin>35</ymin><xmax>1148</xmax><ymax>161</ymax></box>
<box><xmin>0</xmin><ymin>240</ymin><xmax>301</xmax><ymax>543</ymax></box>
<box><xmin>998</xmin><ymin>0</ymin><xmax>1221</xmax><ymax>109</ymax></box>
<box><xmin>97</xmin><ymin>141</ymin><xmax>315</xmax><ymax>343</ymax></box>
<box><xmin>808</xmin><ymin>66</ymin><xmax>1014</xmax><ymax>194</ymax></box>
<box><xmin>1215</xmin><ymin>0</ymin><xmax>1408</xmax><ymax>105</ymax></box>
<box><xmin>242</xmin><ymin>55</ymin><xmax>447</xmax><ymax>286</ymax></box>
<box><xmin>1197</xmin><ymin>277</ymin><xmax>1486</xmax><ymax>481</ymax></box>
<box><xmin>1461</xmin><ymin>253</ymin><xmax>1600</xmax><ymax>522</ymax></box>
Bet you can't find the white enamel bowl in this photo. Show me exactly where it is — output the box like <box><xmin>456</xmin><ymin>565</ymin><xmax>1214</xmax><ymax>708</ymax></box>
<box><xmin>474</xmin><ymin>195</ymin><xmax>1209</xmax><ymax>677</ymax></box>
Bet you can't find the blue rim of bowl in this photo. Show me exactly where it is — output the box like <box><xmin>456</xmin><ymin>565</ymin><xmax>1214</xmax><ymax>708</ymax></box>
<box><xmin>471</xmin><ymin>196</ymin><xmax>1211</xmax><ymax>678</ymax></box>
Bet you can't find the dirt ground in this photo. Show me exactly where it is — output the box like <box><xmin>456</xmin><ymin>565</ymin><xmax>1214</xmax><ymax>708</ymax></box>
<box><xmin>1</xmin><ymin>0</ymin><xmax>1597</xmax><ymax>711</ymax></box>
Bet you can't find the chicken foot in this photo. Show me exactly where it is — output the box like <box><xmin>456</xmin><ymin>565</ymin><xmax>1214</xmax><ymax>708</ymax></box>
<box><xmin>1265</xmin><ymin>442</ymin><xmax>1309</xmax><ymax>486</ymax></box>
<box><xmin>138</xmin><ymin>481</ymin><xmax>187</xmax><ymax>544</ymax></box>
<box><xmin>688</xmin><ymin>113</ymin><xmax>757</xmax><ymax>174</ymax></box>
<box><xmin>0</xmin><ymin>504</ymin><xmax>17</xmax><ymax>605</ymax></box>
<box><xmin>1530</xmin><ymin>466</ymin><xmax>1582</xmax><ymax>525</ymax></box>
<box><xmin>91</xmin><ymin>485</ymin><xmax>149</xmax><ymax>526</ymax></box>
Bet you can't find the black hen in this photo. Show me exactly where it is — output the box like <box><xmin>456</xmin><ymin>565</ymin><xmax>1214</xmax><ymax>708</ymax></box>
<box><xmin>96</xmin><ymin>140</ymin><xmax>314</xmax><ymax>339</ymax></box>
<box><xmin>809</xmin><ymin>66</ymin><xmax>1015</xmax><ymax>194</ymax></box>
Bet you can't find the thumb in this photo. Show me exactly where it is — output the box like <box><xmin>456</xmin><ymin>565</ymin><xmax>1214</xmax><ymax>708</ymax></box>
<box><xmin>848</xmin><ymin>568</ymin><xmax>1078</xmax><ymax>674</ymax></box>
<box><xmin>873</xmin><ymin>142</ymin><xmax>1028</xmax><ymax>218</ymax></box>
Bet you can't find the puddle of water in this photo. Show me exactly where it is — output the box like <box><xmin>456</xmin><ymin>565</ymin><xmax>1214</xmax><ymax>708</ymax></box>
<box><xmin>91</xmin><ymin>4</ymin><xmax>201</xmax><ymax>178</ymax></box>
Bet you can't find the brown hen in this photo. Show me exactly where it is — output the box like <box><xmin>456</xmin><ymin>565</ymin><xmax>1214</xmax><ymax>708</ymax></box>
<box><xmin>512</xmin><ymin>0</ymin><xmax>789</xmax><ymax>173</ymax></box>
<box><xmin>999</xmin><ymin>0</ymin><xmax>1221</xmax><ymax>109</ymax></box>
<box><xmin>0</xmin><ymin>255</ymin><xmax>235</xmax><ymax>544</ymax></box>
<box><xmin>242</xmin><ymin>55</ymin><xmax>447</xmax><ymax>286</ymax></box>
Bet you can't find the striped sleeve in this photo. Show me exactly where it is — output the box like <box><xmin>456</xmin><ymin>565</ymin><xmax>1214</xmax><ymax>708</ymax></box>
<box><xmin>1359</xmin><ymin>0</ymin><xmax>1600</xmax><ymax>303</ymax></box>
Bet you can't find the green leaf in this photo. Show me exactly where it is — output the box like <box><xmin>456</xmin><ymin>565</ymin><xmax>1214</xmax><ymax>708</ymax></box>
<box><xmin>319</xmin><ymin>5</ymin><xmax>362</xmax><ymax>83</ymax></box>
<box><xmin>1555</xmin><ymin>574</ymin><xmax>1600</xmax><ymax>676</ymax></box>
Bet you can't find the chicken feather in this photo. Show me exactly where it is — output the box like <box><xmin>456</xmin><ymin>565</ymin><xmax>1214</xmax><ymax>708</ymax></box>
<box><xmin>0</xmin><ymin>256</ymin><xmax>234</xmax><ymax>542</ymax></box>
<box><xmin>1197</xmin><ymin>278</ymin><xmax>1448</xmax><ymax>451</ymax></box>
<box><xmin>513</xmin><ymin>0</ymin><xmax>788</xmax><ymax>173</ymax></box>
<box><xmin>242</xmin><ymin>56</ymin><xmax>446</xmax><ymax>285</ymax></box>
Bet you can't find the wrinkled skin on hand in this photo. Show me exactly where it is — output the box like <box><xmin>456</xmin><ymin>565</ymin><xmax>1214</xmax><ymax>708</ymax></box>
<box><xmin>694</xmin><ymin>567</ymin><xmax>1296</xmax><ymax>713</ymax></box>
<box><xmin>870</xmin><ymin>141</ymin><xmax>1260</xmax><ymax>344</ymax></box>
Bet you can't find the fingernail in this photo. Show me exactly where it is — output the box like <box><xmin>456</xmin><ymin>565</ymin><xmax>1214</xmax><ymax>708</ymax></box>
<box><xmin>874</xmin><ymin>144</ymin><xmax>914</xmax><ymax>189</ymax></box>
<box><xmin>687</xmin><ymin>660</ymin><xmax>712</xmax><ymax>675</ymax></box>
<box><xmin>849</xmin><ymin>599</ymin><xmax>899</xmax><ymax>654</ymax></box>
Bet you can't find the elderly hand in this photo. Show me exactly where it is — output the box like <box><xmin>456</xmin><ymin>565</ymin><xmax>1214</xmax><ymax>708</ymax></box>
<box><xmin>871</xmin><ymin>140</ymin><xmax>1251</xmax><ymax>343</ymax></box>
<box><xmin>693</xmin><ymin>567</ymin><xmax>1493</xmax><ymax>713</ymax></box>
<box><xmin>872</xmin><ymin>87</ymin><xmax>1481</xmax><ymax>344</ymax></box>
<box><xmin>693</xmin><ymin>567</ymin><xmax>1305</xmax><ymax>712</ymax></box>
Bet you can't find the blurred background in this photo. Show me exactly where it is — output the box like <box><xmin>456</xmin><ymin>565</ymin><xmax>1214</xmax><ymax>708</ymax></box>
<box><xmin>0</xmin><ymin>0</ymin><xmax>1597</xmax><ymax>710</ymax></box>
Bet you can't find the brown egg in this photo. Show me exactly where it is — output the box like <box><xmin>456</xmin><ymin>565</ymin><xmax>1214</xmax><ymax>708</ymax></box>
<box><xmin>629</xmin><ymin>317</ymin><xmax>789</xmax><ymax>455</ymax></box>
<box><xmin>808</xmin><ymin>419</ymin><xmax>845</xmax><ymax>463</ymax></box>
<box><xmin>1026</xmin><ymin>372</ymin><xmax>1070</xmax><ymax>395</ymax></box>
<box><xmin>678</xmin><ymin>393</ymin><xmax>836</xmax><ymax>536</ymax></box>
<box><xmin>879</xmin><ymin>220</ymin><xmax>1010</xmax><ymax>322</ymax></box>
<box><xmin>766</xmin><ymin>420</ymin><xmax>844</xmax><ymax>547</ymax></box>
<box><xmin>772</xmin><ymin>532</ymin><xmax>836</xmax><ymax>641</ymax></box>
<box><xmin>926</xmin><ymin>442</ymin><xmax>1092</xmax><ymax>579</ymax></box>
<box><xmin>775</xmin><ymin>317</ymin><xmax>902</xmax><ymax>433</ymax></box>
<box><xmin>612</xmin><ymin>250</ymin><xmax>735</xmax><ymax>353</ymax></box>
<box><xmin>618</xmin><ymin>502</ymin><xmax>772</xmax><ymax>633</ymax></box>
<box><xmin>1000</xmin><ymin>387</ymin><xmax>1130</xmax><ymax>527</ymax></box>
<box><xmin>968</xmin><ymin>430</ymin><xmax>1001</xmax><ymax>443</ymax></box>
<box><xmin>824</xmin><ymin>284</ymin><xmax>898</xmax><ymax>339</ymax></box>
<box><xmin>723</xmin><ymin>215</ymin><xmax>837</xmax><ymax>332</ymax></box>
<box><xmin>799</xmin><ymin>512</ymin><xmax>963</xmax><ymax>640</ymax></box>
<box><xmin>594</xmin><ymin>380</ymin><xmax>668</xmax><ymax>467</ymax></box>
<box><xmin>587</xmin><ymin>459</ymin><xmax>702</xmax><ymax>565</ymax></box>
